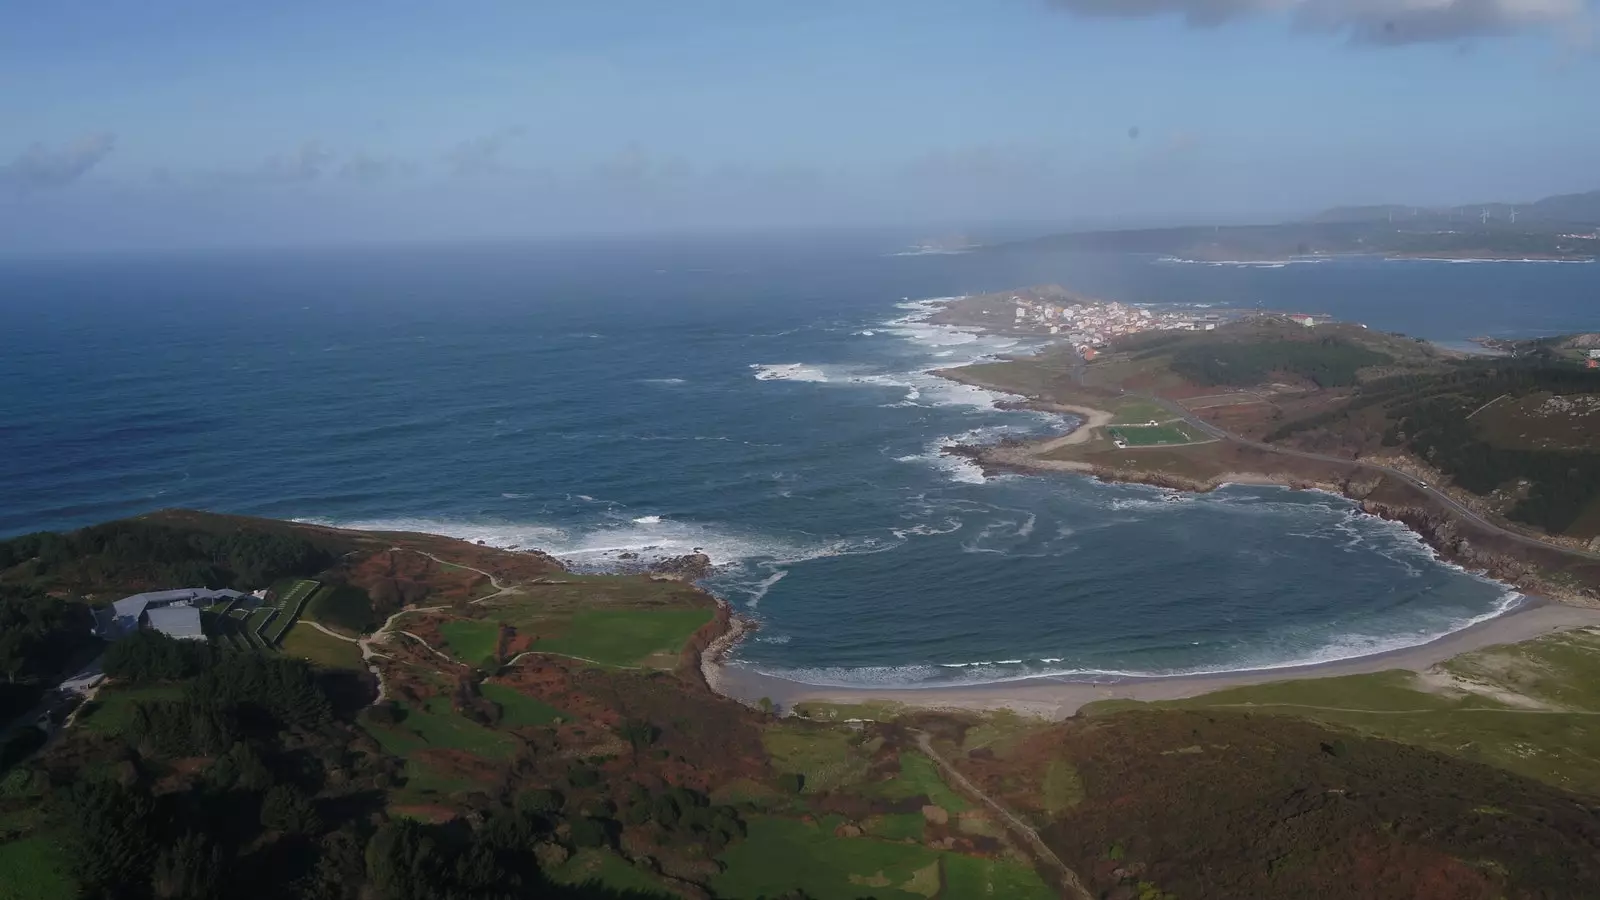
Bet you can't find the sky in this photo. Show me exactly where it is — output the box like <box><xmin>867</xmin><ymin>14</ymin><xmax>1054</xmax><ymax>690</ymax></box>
<box><xmin>3</xmin><ymin>0</ymin><xmax>1598</xmax><ymax>252</ymax></box>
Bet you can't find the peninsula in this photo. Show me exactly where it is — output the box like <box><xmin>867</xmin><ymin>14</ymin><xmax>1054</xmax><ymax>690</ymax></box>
<box><xmin>913</xmin><ymin>296</ymin><xmax>1600</xmax><ymax>611</ymax></box>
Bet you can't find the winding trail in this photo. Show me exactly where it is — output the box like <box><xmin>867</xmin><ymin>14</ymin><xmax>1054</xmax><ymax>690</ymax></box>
<box><xmin>389</xmin><ymin>546</ymin><xmax>521</xmax><ymax>605</ymax></box>
<box><xmin>303</xmin><ymin>604</ymin><xmax>449</xmax><ymax>705</ymax></box>
<box><xmin>913</xmin><ymin>732</ymin><xmax>1094</xmax><ymax>900</ymax></box>
<box><xmin>504</xmin><ymin>650</ymin><xmax>640</xmax><ymax>670</ymax></box>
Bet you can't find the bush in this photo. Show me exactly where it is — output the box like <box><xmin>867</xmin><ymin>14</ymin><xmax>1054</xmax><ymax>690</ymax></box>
<box><xmin>260</xmin><ymin>785</ymin><xmax>322</xmax><ymax>835</ymax></box>
<box><xmin>567</xmin><ymin>817</ymin><xmax>610</xmax><ymax>849</ymax></box>
<box><xmin>566</xmin><ymin>766</ymin><xmax>600</xmax><ymax>789</ymax></box>
<box><xmin>516</xmin><ymin>788</ymin><xmax>563</xmax><ymax>815</ymax></box>
<box><xmin>778</xmin><ymin>772</ymin><xmax>805</xmax><ymax>794</ymax></box>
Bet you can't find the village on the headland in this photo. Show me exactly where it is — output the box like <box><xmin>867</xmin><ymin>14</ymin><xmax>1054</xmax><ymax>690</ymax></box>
<box><xmin>926</xmin><ymin>284</ymin><xmax>1325</xmax><ymax>361</ymax></box>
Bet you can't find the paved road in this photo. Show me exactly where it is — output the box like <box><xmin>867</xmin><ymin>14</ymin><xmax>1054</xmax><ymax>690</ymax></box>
<box><xmin>1114</xmin><ymin>387</ymin><xmax>1600</xmax><ymax>564</ymax></box>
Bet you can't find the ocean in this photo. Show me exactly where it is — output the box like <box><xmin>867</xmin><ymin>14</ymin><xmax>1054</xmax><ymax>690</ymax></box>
<box><xmin>3</xmin><ymin>237</ymin><xmax>1596</xmax><ymax>688</ymax></box>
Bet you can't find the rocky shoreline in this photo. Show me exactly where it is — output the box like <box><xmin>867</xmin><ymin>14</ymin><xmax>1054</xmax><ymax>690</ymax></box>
<box><xmin>944</xmin><ymin>439</ymin><xmax>1600</xmax><ymax>608</ymax></box>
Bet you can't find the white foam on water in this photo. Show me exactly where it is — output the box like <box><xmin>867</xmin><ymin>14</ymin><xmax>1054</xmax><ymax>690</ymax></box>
<box><xmin>641</xmin><ymin>377</ymin><xmax>687</xmax><ymax>385</ymax></box>
<box><xmin>750</xmin><ymin>363</ymin><xmax>830</xmax><ymax>383</ymax></box>
<box><xmin>632</xmin><ymin>515</ymin><xmax>662</xmax><ymax>525</ymax></box>
<box><xmin>747</xmin><ymin>589</ymin><xmax>1530</xmax><ymax>689</ymax></box>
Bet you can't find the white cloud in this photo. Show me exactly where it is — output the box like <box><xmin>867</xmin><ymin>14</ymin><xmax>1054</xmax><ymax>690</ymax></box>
<box><xmin>3</xmin><ymin>133</ymin><xmax>116</xmax><ymax>188</ymax></box>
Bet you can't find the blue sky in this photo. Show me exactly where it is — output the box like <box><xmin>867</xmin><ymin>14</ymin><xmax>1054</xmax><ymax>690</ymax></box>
<box><xmin>3</xmin><ymin>0</ymin><xmax>1597</xmax><ymax>250</ymax></box>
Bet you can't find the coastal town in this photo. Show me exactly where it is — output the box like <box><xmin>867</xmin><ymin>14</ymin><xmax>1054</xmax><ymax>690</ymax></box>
<box><xmin>928</xmin><ymin>284</ymin><xmax>1256</xmax><ymax>360</ymax></box>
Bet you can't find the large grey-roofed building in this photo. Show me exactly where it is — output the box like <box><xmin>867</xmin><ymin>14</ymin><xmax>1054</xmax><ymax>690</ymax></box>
<box><xmin>145</xmin><ymin>606</ymin><xmax>205</xmax><ymax>640</ymax></box>
<box><xmin>93</xmin><ymin>587</ymin><xmax>253</xmax><ymax>641</ymax></box>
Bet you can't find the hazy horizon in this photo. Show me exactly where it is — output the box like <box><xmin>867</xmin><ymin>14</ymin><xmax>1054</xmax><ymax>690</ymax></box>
<box><xmin>6</xmin><ymin>1</ymin><xmax>1599</xmax><ymax>253</ymax></box>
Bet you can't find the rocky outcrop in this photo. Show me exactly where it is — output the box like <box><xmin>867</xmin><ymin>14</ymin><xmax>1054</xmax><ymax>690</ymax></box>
<box><xmin>648</xmin><ymin>553</ymin><xmax>716</xmax><ymax>581</ymax></box>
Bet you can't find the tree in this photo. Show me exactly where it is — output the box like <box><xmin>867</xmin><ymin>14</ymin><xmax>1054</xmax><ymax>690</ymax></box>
<box><xmin>778</xmin><ymin>772</ymin><xmax>805</xmax><ymax>794</ymax></box>
<box><xmin>567</xmin><ymin>817</ymin><xmax>610</xmax><ymax>849</ymax></box>
<box><xmin>67</xmin><ymin>780</ymin><xmax>157</xmax><ymax>891</ymax></box>
<box><xmin>617</xmin><ymin>718</ymin><xmax>658</xmax><ymax>762</ymax></box>
<box><xmin>261</xmin><ymin>784</ymin><xmax>322</xmax><ymax>835</ymax></box>
<box><xmin>152</xmin><ymin>832</ymin><xmax>223</xmax><ymax>900</ymax></box>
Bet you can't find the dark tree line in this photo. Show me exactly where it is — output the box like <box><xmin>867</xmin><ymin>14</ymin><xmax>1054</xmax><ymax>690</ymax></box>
<box><xmin>121</xmin><ymin>649</ymin><xmax>333</xmax><ymax>756</ymax></box>
<box><xmin>104</xmin><ymin>630</ymin><xmax>220</xmax><ymax>683</ymax></box>
<box><xmin>0</xmin><ymin>520</ymin><xmax>333</xmax><ymax>589</ymax></box>
<box><xmin>0</xmin><ymin>586</ymin><xmax>95</xmax><ymax>685</ymax></box>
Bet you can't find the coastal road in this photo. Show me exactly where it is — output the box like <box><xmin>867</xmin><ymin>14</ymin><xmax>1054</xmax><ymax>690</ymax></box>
<box><xmin>1112</xmin><ymin>387</ymin><xmax>1600</xmax><ymax>564</ymax></box>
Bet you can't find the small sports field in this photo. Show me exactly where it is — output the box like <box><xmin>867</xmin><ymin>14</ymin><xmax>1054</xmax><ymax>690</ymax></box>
<box><xmin>1111</xmin><ymin>424</ymin><xmax>1198</xmax><ymax>446</ymax></box>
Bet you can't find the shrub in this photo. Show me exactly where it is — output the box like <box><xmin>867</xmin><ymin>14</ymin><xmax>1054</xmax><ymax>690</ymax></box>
<box><xmin>778</xmin><ymin>772</ymin><xmax>805</xmax><ymax>794</ymax></box>
<box><xmin>568</xmin><ymin>817</ymin><xmax>610</xmax><ymax>849</ymax></box>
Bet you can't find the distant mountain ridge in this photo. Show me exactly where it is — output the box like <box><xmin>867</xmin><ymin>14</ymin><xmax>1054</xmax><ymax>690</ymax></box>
<box><xmin>1316</xmin><ymin>189</ymin><xmax>1600</xmax><ymax>227</ymax></box>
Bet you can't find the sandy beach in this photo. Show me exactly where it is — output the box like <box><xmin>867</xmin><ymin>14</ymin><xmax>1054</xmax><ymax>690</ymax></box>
<box><xmin>714</xmin><ymin>599</ymin><xmax>1600</xmax><ymax>719</ymax></box>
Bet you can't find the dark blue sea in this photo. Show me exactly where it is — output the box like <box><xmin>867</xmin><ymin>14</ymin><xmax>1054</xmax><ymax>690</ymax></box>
<box><xmin>3</xmin><ymin>238</ymin><xmax>1597</xmax><ymax>687</ymax></box>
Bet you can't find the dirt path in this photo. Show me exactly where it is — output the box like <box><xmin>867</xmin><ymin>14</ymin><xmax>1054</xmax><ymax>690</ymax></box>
<box><xmin>398</xmin><ymin>630</ymin><xmax>466</xmax><ymax>667</ymax></box>
<box><xmin>389</xmin><ymin>546</ymin><xmax>521</xmax><ymax>604</ymax></box>
<box><xmin>914</xmin><ymin>732</ymin><xmax>1094</xmax><ymax>900</ymax></box>
<box><xmin>504</xmin><ymin>650</ymin><xmax>641</xmax><ymax>670</ymax></box>
<box><xmin>306</xmin><ymin>605</ymin><xmax>449</xmax><ymax>705</ymax></box>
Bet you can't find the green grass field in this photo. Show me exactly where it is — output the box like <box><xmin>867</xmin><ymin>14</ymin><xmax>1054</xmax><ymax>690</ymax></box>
<box><xmin>280</xmin><ymin>623</ymin><xmax>364</xmax><ymax>670</ymax></box>
<box><xmin>1083</xmin><ymin>628</ymin><xmax>1600</xmax><ymax>796</ymax></box>
<box><xmin>712</xmin><ymin>815</ymin><xmax>940</xmax><ymax>900</ymax></box>
<box><xmin>871</xmin><ymin>753</ymin><xmax>969</xmax><ymax>813</ymax></box>
<box><xmin>546</xmin><ymin>849</ymin><xmax>677</xmax><ymax>896</ymax></box>
<box><xmin>1110</xmin><ymin>400</ymin><xmax>1171</xmax><ymax>426</ymax></box>
<box><xmin>862</xmin><ymin>813</ymin><xmax>926</xmax><ymax>841</ymax></box>
<box><xmin>1041</xmin><ymin>758</ymin><xmax>1084</xmax><ymax>814</ymax></box>
<box><xmin>305</xmin><ymin>583</ymin><xmax>379</xmax><ymax>634</ymax></box>
<box><xmin>364</xmin><ymin>696</ymin><xmax>517</xmax><ymax>760</ymax></box>
<box><xmin>761</xmin><ymin>724</ymin><xmax>871</xmax><ymax>794</ymax></box>
<box><xmin>0</xmin><ymin>834</ymin><xmax>75</xmax><ymax>900</ymax></box>
<box><xmin>531</xmin><ymin>607</ymin><xmax>713</xmax><ymax>667</ymax></box>
<box><xmin>77</xmin><ymin>684</ymin><xmax>185</xmax><ymax>736</ymax></box>
<box><xmin>941</xmin><ymin>854</ymin><xmax>1056</xmax><ymax>900</ymax></box>
<box><xmin>1110</xmin><ymin>424</ymin><xmax>1196</xmax><ymax>446</ymax></box>
<box><xmin>478</xmin><ymin>683</ymin><xmax>564</xmax><ymax>728</ymax></box>
<box><xmin>439</xmin><ymin>619</ymin><xmax>502</xmax><ymax>666</ymax></box>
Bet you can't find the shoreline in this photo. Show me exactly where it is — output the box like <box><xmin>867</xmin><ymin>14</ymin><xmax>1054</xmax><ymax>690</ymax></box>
<box><xmin>703</xmin><ymin>292</ymin><xmax>1600</xmax><ymax>717</ymax></box>
<box><xmin>714</xmin><ymin>598</ymin><xmax>1600</xmax><ymax>719</ymax></box>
